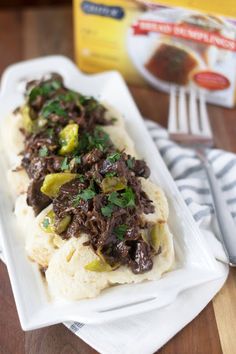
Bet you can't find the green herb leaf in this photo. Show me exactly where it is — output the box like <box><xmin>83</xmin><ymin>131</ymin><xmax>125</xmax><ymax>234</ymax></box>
<box><xmin>89</xmin><ymin>127</ymin><xmax>110</xmax><ymax>151</ymax></box>
<box><xmin>29</xmin><ymin>80</ymin><xmax>61</xmax><ymax>103</ymax></box>
<box><xmin>42</xmin><ymin>218</ymin><xmax>50</xmax><ymax>229</ymax></box>
<box><xmin>127</xmin><ymin>158</ymin><xmax>134</xmax><ymax>169</ymax></box>
<box><xmin>41</xmin><ymin>100</ymin><xmax>67</xmax><ymax>118</ymax></box>
<box><xmin>61</xmin><ymin>157</ymin><xmax>69</xmax><ymax>171</ymax></box>
<box><xmin>105</xmin><ymin>172</ymin><xmax>117</xmax><ymax>177</ymax></box>
<box><xmin>113</xmin><ymin>224</ymin><xmax>128</xmax><ymax>240</ymax></box>
<box><xmin>39</xmin><ymin>146</ymin><xmax>48</xmax><ymax>157</ymax></box>
<box><xmin>58</xmin><ymin>90</ymin><xmax>78</xmax><ymax>102</ymax></box>
<box><xmin>78</xmin><ymin>175</ymin><xmax>85</xmax><ymax>183</ymax></box>
<box><xmin>108</xmin><ymin>191</ymin><xmax>124</xmax><ymax>208</ymax></box>
<box><xmin>77</xmin><ymin>132</ymin><xmax>89</xmax><ymax>152</ymax></box>
<box><xmin>76</xmin><ymin>127</ymin><xmax>110</xmax><ymax>154</ymax></box>
<box><xmin>78</xmin><ymin>95</ymin><xmax>87</xmax><ymax>105</ymax></box>
<box><xmin>122</xmin><ymin>187</ymin><xmax>136</xmax><ymax>208</ymax></box>
<box><xmin>110</xmin><ymin>117</ymin><xmax>117</xmax><ymax>123</ymax></box>
<box><xmin>101</xmin><ymin>204</ymin><xmax>114</xmax><ymax>218</ymax></box>
<box><xmin>64</xmin><ymin>91</ymin><xmax>78</xmax><ymax>101</ymax></box>
<box><xmin>87</xmin><ymin>100</ymin><xmax>99</xmax><ymax>112</ymax></box>
<box><xmin>107</xmin><ymin>152</ymin><xmax>121</xmax><ymax>163</ymax></box>
<box><xmin>46</xmin><ymin>128</ymin><xmax>54</xmax><ymax>139</ymax></box>
<box><xmin>74</xmin><ymin>156</ymin><xmax>81</xmax><ymax>164</ymax></box>
<box><xmin>73</xmin><ymin>188</ymin><xmax>96</xmax><ymax>206</ymax></box>
<box><xmin>108</xmin><ymin>187</ymin><xmax>136</xmax><ymax>208</ymax></box>
<box><xmin>29</xmin><ymin>86</ymin><xmax>42</xmax><ymax>103</ymax></box>
<box><xmin>79</xmin><ymin>189</ymin><xmax>96</xmax><ymax>201</ymax></box>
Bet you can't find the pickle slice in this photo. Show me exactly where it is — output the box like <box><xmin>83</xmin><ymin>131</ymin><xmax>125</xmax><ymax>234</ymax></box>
<box><xmin>41</xmin><ymin>173</ymin><xmax>77</xmax><ymax>197</ymax></box>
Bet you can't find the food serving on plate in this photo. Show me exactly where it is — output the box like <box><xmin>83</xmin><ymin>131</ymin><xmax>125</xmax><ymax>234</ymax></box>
<box><xmin>2</xmin><ymin>73</ymin><xmax>174</xmax><ymax>300</ymax></box>
<box><xmin>145</xmin><ymin>42</ymin><xmax>198</xmax><ymax>85</ymax></box>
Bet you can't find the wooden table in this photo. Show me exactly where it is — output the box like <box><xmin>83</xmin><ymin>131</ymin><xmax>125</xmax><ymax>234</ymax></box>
<box><xmin>0</xmin><ymin>6</ymin><xmax>236</xmax><ymax>354</ymax></box>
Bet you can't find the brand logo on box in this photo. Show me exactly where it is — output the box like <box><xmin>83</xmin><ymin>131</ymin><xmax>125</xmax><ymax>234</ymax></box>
<box><xmin>81</xmin><ymin>1</ymin><xmax>125</xmax><ymax>19</ymax></box>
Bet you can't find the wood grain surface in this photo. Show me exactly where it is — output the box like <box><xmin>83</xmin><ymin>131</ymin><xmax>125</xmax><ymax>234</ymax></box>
<box><xmin>0</xmin><ymin>6</ymin><xmax>236</xmax><ymax>354</ymax></box>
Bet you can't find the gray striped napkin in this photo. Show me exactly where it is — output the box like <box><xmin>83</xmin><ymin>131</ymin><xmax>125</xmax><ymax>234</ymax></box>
<box><xmin>0</xmin><ymin>120</ymin><xmax>233</xmax><ymax>353</ymax></box>
<box><xmin>146</xmin><ymin>120</ymin><xmax>236</xmax><ymax>225</ymax></box>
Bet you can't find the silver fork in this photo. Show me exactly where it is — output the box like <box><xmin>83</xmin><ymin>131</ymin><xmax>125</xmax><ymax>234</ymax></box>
<box><xmin>168</xmin><ymin>86</ymin><xmax>236</xmax><ymax>266</ymax></box>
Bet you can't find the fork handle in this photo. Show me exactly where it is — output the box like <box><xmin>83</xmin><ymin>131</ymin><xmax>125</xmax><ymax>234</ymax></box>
<box><xmin>201</xmin><ymin>159</ymin><xmax>236</xmax><ymax>266</ymax></box>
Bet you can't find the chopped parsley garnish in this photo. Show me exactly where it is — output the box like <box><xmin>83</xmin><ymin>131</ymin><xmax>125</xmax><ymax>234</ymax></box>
<box><xmin>107</xmin><ymin>152</ymin><xmax>121</xmax><ymax>163</ymax></box>
<box><xmin>61</xmin><ymin>157</ymin><xmax>69</xmax><ymax>171</ymax></box>
<box><xmin>42</xmin><ymin>218</ymin><xmax>50</xmax><ymax>229</ymax></box>
<box><xmin>87</xmin><ymin>100</ymin><xmax>99</xmax><ymax>112</ymax></box>
<box><xmin>77</xmin><ymin>133</ymin><xmax>89</xmax><ymax>152</ymax></box>
<box><xmin>89</xmin><ymin>127</ymin><xmax>110</xmax><ymax>151</ymax></box>
<box><xmin>101</xmin><ymin>204</ymin><xmax>114</xmax><ymax>218</ymax></box>
<box><xmin>105</xmin><ymin>172</ymin><xmax>117</xmax><ymax>177</ymax></box>
<box><xmin>127</xmin><ymin>158</ymin><xmax>134</xmax><ymax>169</ymax></box>
<box><xmin>110</xmin><ymin>117</ymin><xmax>117</xmax><ymax>123</ymax></box>
<box><xmin>74</xmin><ymin>156</ymin><xmax>81</xmax><ymax>164</ymax></box>
<box><xmin>58</xmin><ymin>91</ymin><xmax>78</xmax><ymax>102</ymax></box>
<box><xmin>39</xmin><ymin>146</ymin><xmax>48</xmax><ymax>157</ymax></box>
<box><xmin>77</xmin><ymin>95</ymin><xmax>98</xmax><ymax>108</ymax></box>
<box><xmin>76</xmin><ymin>127</ymin><xmax>110</xmax><ymax>154</ymax></box>
<box><xmin>77</xmin><ymin>175</ymin><xmax>85</xmax><ymax>183</ymax></box>
<box><xmin>108</xmin><ymin>187</ymin><xmax>136</xmax><ymax>209</ymax></box>
<box><xmin>41</xmin><ymin>100</ymin><xmax>67</xmax><ymax>118</ymax></box>
<box><xmin>80</xmin><ymin>189</ymin><xmax>96</xmax><ymax>200</ymax></box>
<box><xmin>29</xmin><ymin>80</ymin><xmax>61</xmax><ymax>103</ymax></box>
<box><xmin>78</xmin><ymin>95</ymin><xmax>87</xmax><ymax>105</ymax></box>
<box><xmin>46</xmin><ymin>128</ymin><xmax>54</xmax><ymax>139</ymax></box>
<box><xmin>29</xmin><ymin>86</ymin><xmax>42</xmax><ymax>103</ymax></box>
<box><xmin>113</xmin><ymin>224</ymin><xmax>128</xmax><ymax>240</ymax></box>
<box><xmin>73</xmin><ymin>188</ymin><xmax>96</xmax><ymax>206</ymax></box>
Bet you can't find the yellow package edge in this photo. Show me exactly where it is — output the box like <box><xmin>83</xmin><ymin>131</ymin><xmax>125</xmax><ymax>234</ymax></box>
<box><xmin>74</xmin><ymin>0</ymin><xmax>236</xmax><ymax>18</ymax></box>
<box><xmin>139</xmin><ymin>0</ymin><xmax>236</xmax><ymax>19</ymax></box>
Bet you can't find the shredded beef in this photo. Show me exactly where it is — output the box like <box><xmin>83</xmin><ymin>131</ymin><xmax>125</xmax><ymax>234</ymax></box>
<box><xmin>129</xmin><ymin>241</ymin><xmax>153</xmax><ymax>274</ymax></box>
<box><xmin>27</xmin><ymin>179</ymin><xmax>51</xmax><ymax>215</ymax></box>
<box><xmin>19</xmin><ymin>74</ymin><xmax>158</xmax><ymax>274</ymax></box>
<box><xmin>82</xmin><ymin>149</ymin><xmax>103</xmax><ymax>167</ymax></box>
<box><xmin>132</xmin><ymin>160</ymin><xmax>151</xmax><ymax>178</ymax></box>
<box><xmin>25</xmin><ymin>155</ymin><xmax>64</xmax><ymax>180</ymax></box>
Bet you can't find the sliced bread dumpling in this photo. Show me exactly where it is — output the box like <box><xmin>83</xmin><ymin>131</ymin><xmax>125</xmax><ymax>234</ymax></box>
<box><xmin>103</xmin><ymin>125</ymin><xmax>137</xmax><ymax>157</ymax></box>
<box><xmin>7</xmin><ymin>167</ymin><xmax>30</xmax><ymax>197</ymax></box>
<box><xmin>15</xmin><ymin>196</ymin><xmax>65</xmax><ymax>268</ymax></box>
<box><xmin>45</xmin><ymin>224</ymin><xmax>174</xmax><ymax>301</ymax></box>
<box><xmin>140</xmin><ymin>177</ymin><xmax>169</xmax><ymax>223</ymax></box>
<box><xmin>0</xmin><ymin>113</ymin><xmax>24</xmax><ymax>166</ymax></box>
<box><xmin>46</xmin><ymin>235</ymin><xmax>110</xmax><ymax>300</ymax></box>
<box><xmin>103</xmin><ymin>102</ymin><xmax>125</xmax><ymax>128</ymax></box>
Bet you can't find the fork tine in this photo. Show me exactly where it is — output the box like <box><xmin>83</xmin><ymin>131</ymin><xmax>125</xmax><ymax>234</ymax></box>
<box><xmin>168</xmin><ymin>86</ymin><xmax>178</xmax><ymax>134</ymax></box>
<box><xmin>178</xmin><ymin>87</ymin><xmax>188</xmax><ymax>133</ymax></box>
<box><xmin>199</xmin><ymin>91</ymin><xmax>213</xmax><ymax>138</ymax></box>
<box><xmin>189</xmin><ymin>87</ymin><xmax>201</xmax><ymax>135</ymax></box>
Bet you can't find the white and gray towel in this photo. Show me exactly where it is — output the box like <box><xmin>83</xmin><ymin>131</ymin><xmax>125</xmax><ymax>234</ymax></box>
<box><xmin>0</xmin><ymin>120</ymin><xmax>234</xmax><ymax>354</ymax></box>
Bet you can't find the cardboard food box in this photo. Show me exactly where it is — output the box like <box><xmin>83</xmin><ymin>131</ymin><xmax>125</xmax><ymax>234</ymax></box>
<box><xmin>73</xmin><ymin>0</ymin><xmax>236</xmax><ymax>107</ymax></box>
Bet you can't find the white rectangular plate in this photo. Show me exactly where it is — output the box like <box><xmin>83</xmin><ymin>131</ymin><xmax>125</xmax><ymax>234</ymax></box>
<box><xmin>0</xmin><ymin>56</ymin><xmax>222</xmax><ymax>330</ymax></box>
